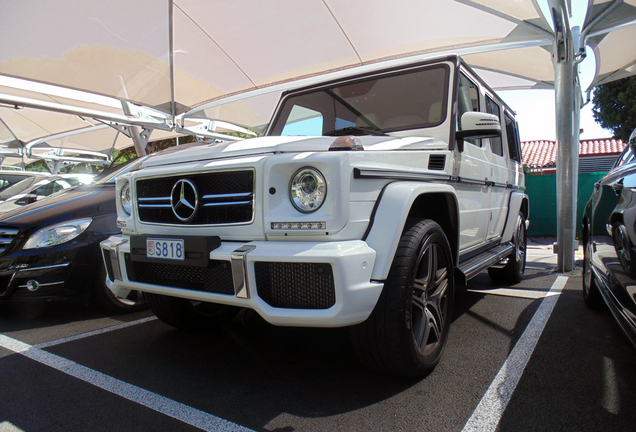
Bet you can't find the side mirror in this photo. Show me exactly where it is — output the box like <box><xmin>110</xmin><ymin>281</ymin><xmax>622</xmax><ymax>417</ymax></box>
<box><xmin>456</xmin><ymin>112</ymin><xmax>501</xmax><ymax>152</ymax></box>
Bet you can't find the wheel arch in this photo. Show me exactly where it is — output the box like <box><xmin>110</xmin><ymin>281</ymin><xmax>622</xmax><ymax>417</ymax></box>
<box><xmin>364</xmin><ymin>182</ymin><xmax>459</xmax><ymax>281</ymax></box>
<box><xmin>501</xmin><ymin>192</ymin><xmax>529</xmax><ymax>243</ymax></box>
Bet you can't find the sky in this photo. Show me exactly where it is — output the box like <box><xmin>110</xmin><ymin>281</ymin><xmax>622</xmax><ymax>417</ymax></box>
<box><xmin>498</xmin><ymin>89</ymin><xmax>614</xmax><ymax>143</ymax></box>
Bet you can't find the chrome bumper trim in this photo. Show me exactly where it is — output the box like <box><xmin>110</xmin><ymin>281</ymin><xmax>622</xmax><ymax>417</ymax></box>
<box><xmin>231</xmin><ymin>245</ymin><xmax>256</xmax><ymax>299</ymax></box>
<box><xmin>17</xmin><ymin>262</ymin><xmax>71</xmax><ymax>273</ymax></box>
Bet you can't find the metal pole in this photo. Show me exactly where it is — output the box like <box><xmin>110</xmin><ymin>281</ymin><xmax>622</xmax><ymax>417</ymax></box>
<box><xmin>130</xmin><ymin>126</ymin><xmax>147</xmax><ymax>157</ymax></box>
<box><xmin>549</xmin><ymin>0</ymin><xmax>579</xmax><ymax>272</ymax></box>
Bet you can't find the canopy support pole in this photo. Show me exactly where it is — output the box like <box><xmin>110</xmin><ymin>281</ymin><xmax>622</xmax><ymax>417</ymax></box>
<box><xmin>130</xmin><ymin>126</ymin><xmax>148</xmax><ymax>157</ymax></box>
<box><xmin>550</xmin><ymin>0</ymin><xmax>581</xmax><ymax>272</ymax></box>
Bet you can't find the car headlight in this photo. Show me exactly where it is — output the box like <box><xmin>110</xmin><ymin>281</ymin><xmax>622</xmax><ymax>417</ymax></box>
<box><xmin>23</xmin><ymin>218</ymin><xmax>93</xmax><ymax>249</ymax></box>
<box><xmin>289</xmin><ymin>167</ymin><xmax>327</xmax><ymax>213</ymax></box>
<box><xmin>120</xmin><ymin>181</ymin><xmax>132</xmax><ymax>215</ymax></box>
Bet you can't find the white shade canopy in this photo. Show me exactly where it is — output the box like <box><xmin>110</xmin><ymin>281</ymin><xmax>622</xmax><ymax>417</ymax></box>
<box><xmin>0</xmin><ymin>0</ymin><xmax>635</xmax><ymax>167</ymax></box>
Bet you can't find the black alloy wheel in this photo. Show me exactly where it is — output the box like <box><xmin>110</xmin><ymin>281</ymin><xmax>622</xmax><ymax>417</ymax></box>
<box><xmin>488</xmin><ymin>212</ymin><xmax>527</xmax><ymax>284</ymax></box>
<box><xmin>350</xmin><ymin>219</ymin><xmax>454</xmax><ymax>377</ymax></box>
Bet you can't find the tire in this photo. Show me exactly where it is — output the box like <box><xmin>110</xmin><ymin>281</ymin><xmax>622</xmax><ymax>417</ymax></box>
<box><xmin>93</xmin><ymin>265</ymin><xmax>147</xmax><ymax>313</ymax></box>
<box><xmin>582</xmin><ymin>228</ymin><xmax>604</xmax><ymax>309</ymax></box>
<box><xmin>350</xmin><ymin>219</ymin><xmax>454</xmax><ymax>377</ymax></box>
<box><xmin>612</xmin><ymin>222</ymin><xmax>636</xmax><ymax>278</ymax></box>
<box><xmin>488</xmin><ymin>212</ymin><xmax>526</xmax><ymax>284</ymax></box>
<box><xmin>146</xmin><ymin>293</ymin><xmax>239</xmax><ymax>331</ymax></box>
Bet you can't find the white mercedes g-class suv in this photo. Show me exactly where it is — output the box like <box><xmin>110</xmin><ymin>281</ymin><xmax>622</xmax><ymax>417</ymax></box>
<box><xmin>101</xmin><ymin>55</ymin><xmax>528</xmax><ymax>377</ymax></box>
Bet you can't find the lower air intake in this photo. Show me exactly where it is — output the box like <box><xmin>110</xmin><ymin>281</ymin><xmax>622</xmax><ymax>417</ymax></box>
<box><xmin>124</xmin><ymin>254</ymin><xmax>234</xmax><ymax>295</ymax></box>
<box><xmin>255</xmin><ymin>262</ymin><xmax>336</xmax><ymax>309</ymax></box>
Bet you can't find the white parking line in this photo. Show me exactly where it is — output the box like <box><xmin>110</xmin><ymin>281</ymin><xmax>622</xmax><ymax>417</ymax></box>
<box><xmin>0</xmin><ymin>335</ymin><xmax>254</xmax><ymax>432</ymax></box>
<box><xmin>461</xmin><ymin>275</ymin><xmax>569</xmax><ymax>432</ymax></box>
<box><xmin>466</xmin><ymin>288</ymin><xmax>561</xmax><ymax>300</ymax></box>
<box><xmin>35</xmin><ymin>316</ymin><xmax>158</xmax><ymax>349</ymax></box>
<box><xmin>0</xmin><ymin>421</ymin><xmax>25</xmax><ymax>432</ymax></box>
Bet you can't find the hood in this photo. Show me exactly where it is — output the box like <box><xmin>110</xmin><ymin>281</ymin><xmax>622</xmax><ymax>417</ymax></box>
<box><xmin>0</xmin><ymin>185</ymin><xmax>115</xmax><ymax>226</ymax></box>
<box><xmin>142</xmin><ymin>135</ymin><xmax>445</xmax><ymax>168</ymax></box>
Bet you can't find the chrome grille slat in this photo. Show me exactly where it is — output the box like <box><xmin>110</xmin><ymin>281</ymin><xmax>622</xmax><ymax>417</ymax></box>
<box><xmin>0</xmin><ymin>226</ymin><xmax>20</xmax><ymax>254</ymax></box>
<box><xmin>203</xmin><ymin>200</ymin><xmax>252</xmax><ymax>207</ymax></box>
<box><xmin>202</xmin><ymin>192</ymin><xmax>253</xmax><ymax>199</ymax></box>
<box><xmin>138</xmin><ymin>197</ymin><xmax>170</xmax><ymax>202</ymax></box>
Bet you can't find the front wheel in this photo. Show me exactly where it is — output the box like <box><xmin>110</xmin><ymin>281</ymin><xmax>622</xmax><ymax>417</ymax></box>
<box><xmin>488</xmin><ymin>212</ymin><xmax>526</xmax><ymax>284</ymax></box>
<box><xmin>350</xmin><ymin>220</ymin><xmax>454</xmax><ymax>377</ymax></box>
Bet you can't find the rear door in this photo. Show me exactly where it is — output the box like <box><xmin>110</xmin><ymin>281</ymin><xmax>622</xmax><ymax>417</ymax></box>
<box><xmin>455</xmin><ymin>71</ymin><xmax>491</xmax><ymax>251</ymax></box>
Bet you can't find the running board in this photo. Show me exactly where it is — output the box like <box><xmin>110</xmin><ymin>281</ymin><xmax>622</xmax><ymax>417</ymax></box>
<box><xmin>456</xmin><ymin>243</ymin><xmax>514</xmax><ymax>285</ymax></box>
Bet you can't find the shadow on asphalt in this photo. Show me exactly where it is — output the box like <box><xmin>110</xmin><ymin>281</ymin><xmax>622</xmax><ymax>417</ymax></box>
<box><xmin>498</xmin><ymin>277</ymin><xmax>636</xmax><ymax>432</ymax></box>
<box><xmin>1</xmin><ymin>259</ymin><xmax>588</xmax><ymax>431</ymax></box>
<box><xmin>0</xmin><ymin>300</ymin><xmax>145</xmax><ymax>333</ymax></box>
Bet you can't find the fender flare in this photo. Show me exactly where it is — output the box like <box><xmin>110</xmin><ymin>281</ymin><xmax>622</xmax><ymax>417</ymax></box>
<box><xmin>365</xmin><ymin>181</ymin><xmax>458</xmax><ymax>281</ymax></box>
<box><xmin>501</xmin><ymin>192</ymin><xmax>529</xmax><ymax>243</ymax></box>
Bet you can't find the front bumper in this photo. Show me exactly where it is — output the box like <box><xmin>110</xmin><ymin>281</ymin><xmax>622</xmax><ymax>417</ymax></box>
<box><xmin>101</xmin><ymin>235</ymin><xmax>383</xmax><ymax>327</ymax></box>
<box><xmin>0</xmin><ymin>246</ymin><xmax>98</xmax><ymax>302</ymax></box>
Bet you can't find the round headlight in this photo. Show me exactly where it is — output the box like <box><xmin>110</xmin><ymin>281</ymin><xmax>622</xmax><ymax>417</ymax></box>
<box><xmin>120</xmin><ymin>182</ymin><xmax>132</xmax><ymax>215</ymax></box>
<box><xmin>290</xmin><ymin>167</ymin><xmax>327</xmax><ymax>213</ymax></box>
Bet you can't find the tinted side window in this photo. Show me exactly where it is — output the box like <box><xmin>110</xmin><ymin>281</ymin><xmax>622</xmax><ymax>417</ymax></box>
<box><xmin>505</xmin><ymin>113</ymin><xmax>522</xmax><ymax>163</ymax></box>
<box><xmin>457</xmin><ymin>73</ymin><xmax>480</xmax><ymax>146</ymax></box>
<box><xmin>486</xmin><ymin>96</ymin><xmax>503</xmax><ymax>156</ymax></box>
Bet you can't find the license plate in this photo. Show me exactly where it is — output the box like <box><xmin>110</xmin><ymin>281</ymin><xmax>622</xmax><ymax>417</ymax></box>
<box><xmin>146</xmin><ymin>238</ymin><xmax>184</xmax><ymax>261</ymax></box>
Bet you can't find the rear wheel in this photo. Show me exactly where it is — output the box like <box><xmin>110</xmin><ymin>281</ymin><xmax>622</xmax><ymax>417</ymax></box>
<box><xmin>146</xmin><ymin>293</ymin><xmax>239</xmax><ymax>331</ymax></box>
<box><xmin>488</xmin><ymin>212</ymin><xmax>526</xmax><ymax>284</ymax></box>
<box><xmin>350</xmin><ymin>220</ymin><xmax>454</xmax><ymax>377</ymax></box>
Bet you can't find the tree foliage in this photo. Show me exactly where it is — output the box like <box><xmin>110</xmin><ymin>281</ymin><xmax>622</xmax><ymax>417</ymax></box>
<box><xmin>592</xmin><ymin>76</ymin><xmax>636</xmax><ymax>141</ymax></box>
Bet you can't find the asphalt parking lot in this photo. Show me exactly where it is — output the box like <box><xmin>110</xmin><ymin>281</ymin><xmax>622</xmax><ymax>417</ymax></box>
<box><xmin>1</xmin><ymin>240</ymin><xmax>636</xmax><ymax>432</ymax></box>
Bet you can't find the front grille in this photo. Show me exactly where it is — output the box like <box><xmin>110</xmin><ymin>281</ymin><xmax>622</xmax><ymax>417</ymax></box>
<box><xmin>124</xmin><ymin>254</ymin><xmax>234</xmax><ymax>294</ymax></box>
<box><xmin>255</xmin><ymin>262</ymin><xmax>336</xmax><ymax>309</ymax></box>
<box><xmin>136</xmin><ymin>170</ymin><xmax>254</xmax><ymax>225</ymax></box>
<box><xmin>0</xmin><ymin>227</ymin><xmax>20</xmax><ymax>255</ymax></box>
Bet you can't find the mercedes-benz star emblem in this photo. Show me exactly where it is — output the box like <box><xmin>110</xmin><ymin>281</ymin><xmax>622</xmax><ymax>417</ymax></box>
<box><xmin>171</xmin><ymin>179</ymin><xmax>199</xmax><ymax>222</ymax></box>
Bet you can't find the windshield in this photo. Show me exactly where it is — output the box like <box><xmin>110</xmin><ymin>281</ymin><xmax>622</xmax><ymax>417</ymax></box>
<box><xmin>269</xmin><ymin>64</ymin><xmax>450</xmax><ymax>137</ymax></box>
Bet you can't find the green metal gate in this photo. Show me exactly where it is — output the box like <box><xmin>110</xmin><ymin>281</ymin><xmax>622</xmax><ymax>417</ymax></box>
<box><xmin>524</xmin><ymin>172</ymin><xmax>606</xmax><ymax>237</ymax></box>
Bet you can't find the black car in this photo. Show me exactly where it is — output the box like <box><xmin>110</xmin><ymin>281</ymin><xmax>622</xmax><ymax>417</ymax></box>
<box><xmin>0</xmin><ymin>159</ymin><xmax>144</xmax><ymax>312</ymax></box>
<box><xmin>582</xmin><ymin>128</ymin><xmax>636</xmax><ymax>348</ymax></box>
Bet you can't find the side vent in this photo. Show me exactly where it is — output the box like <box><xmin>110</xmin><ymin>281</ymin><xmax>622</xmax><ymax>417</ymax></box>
<box><xmin>428</xmin><ymin>155</ymin><xmax>446</xmax><ymax>171</ymax></box>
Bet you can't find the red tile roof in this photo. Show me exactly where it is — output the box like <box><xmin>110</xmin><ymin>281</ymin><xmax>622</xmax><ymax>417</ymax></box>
<box><xmin>521</xmin><ymin>138</ymin><xmax>625</xmax><ymax>169</ymax></box>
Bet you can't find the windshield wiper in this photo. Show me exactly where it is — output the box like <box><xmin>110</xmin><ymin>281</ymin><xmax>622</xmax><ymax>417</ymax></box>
<box><xmin>324</xmin><ymin>126</ymin><xmax>387</xmax><ymax>137</ymax></box>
